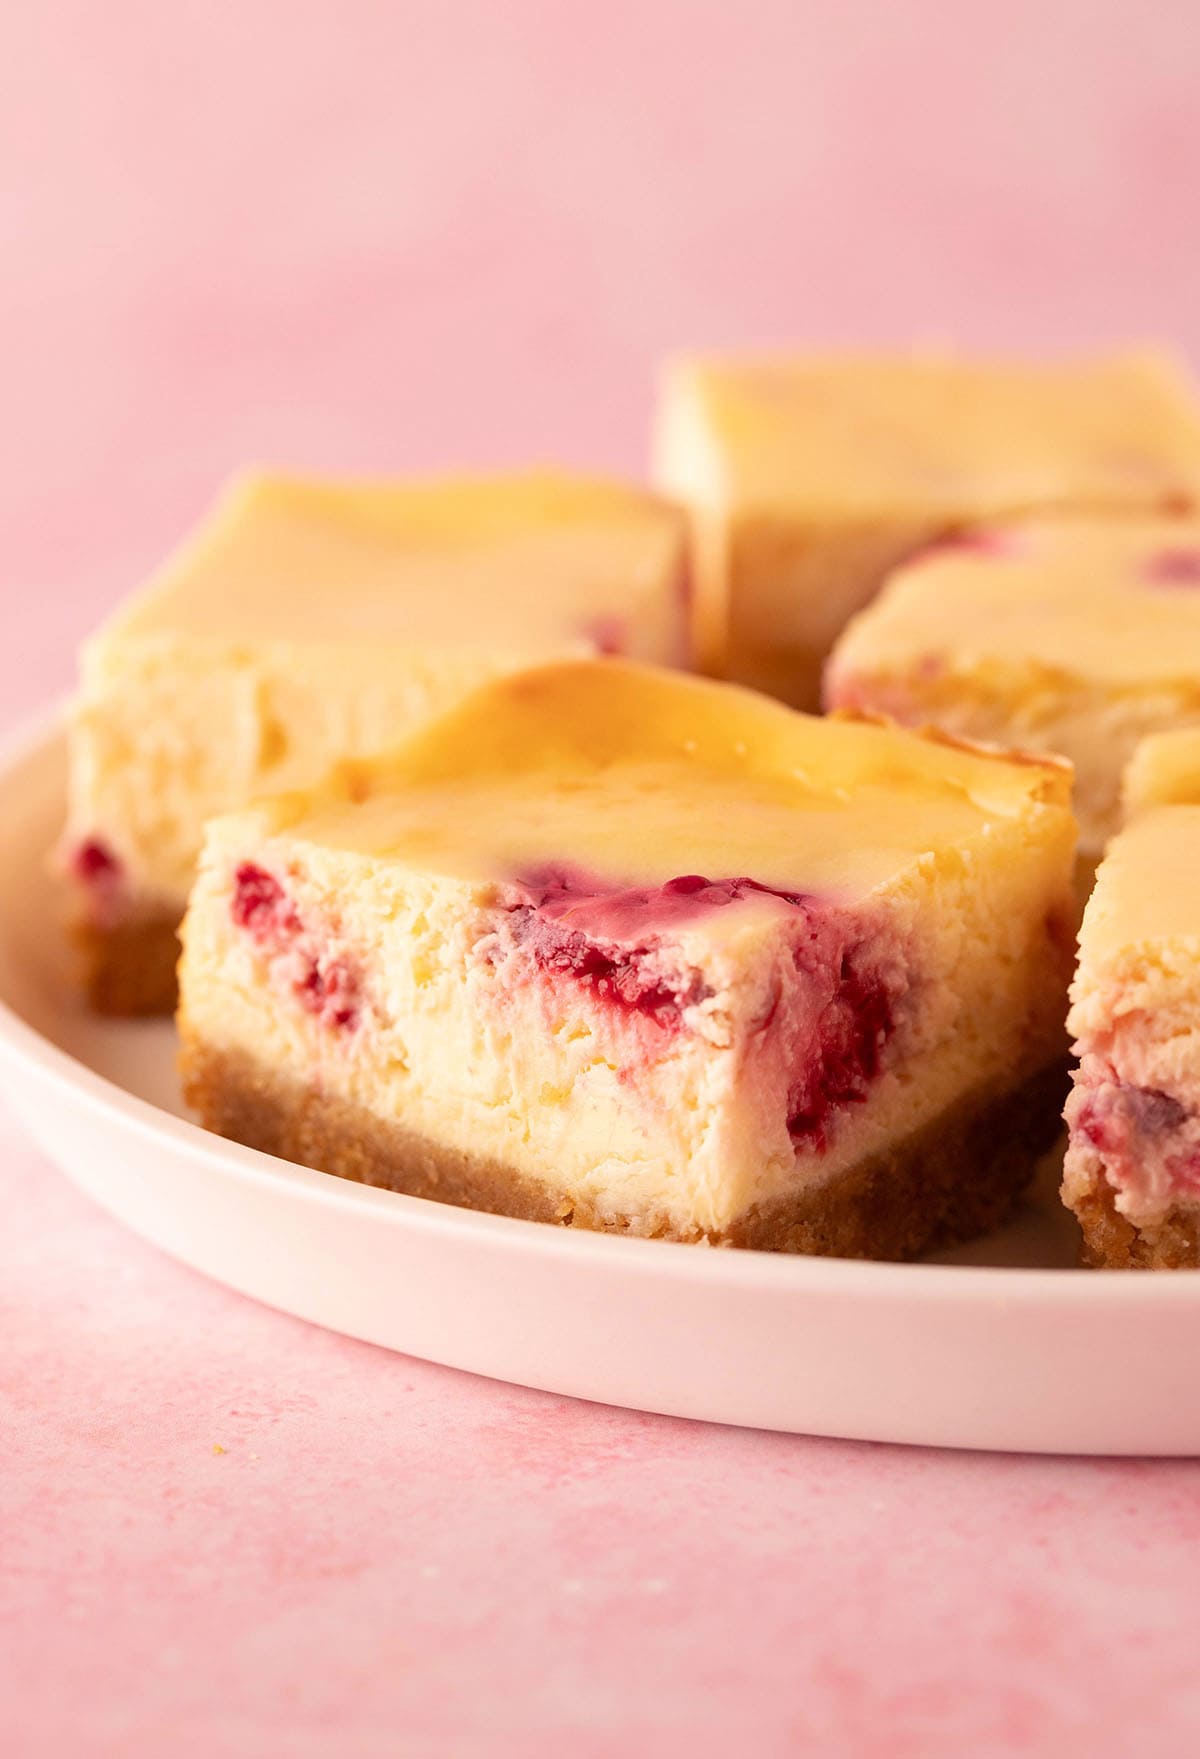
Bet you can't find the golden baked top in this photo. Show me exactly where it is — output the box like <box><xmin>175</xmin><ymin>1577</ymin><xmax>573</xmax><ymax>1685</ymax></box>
<box><xmin>244</xmin><ymin>659</ymin><xmax>1075</xmax><ymax>905</ymax></box>
<box><xmin>99</xmin><ymin>470</ymin><xmax>685</xmax><ymax>652</ymax></box>
<box><xmin>656</xmin><ymin>350</ymin><xmax>1200</xmax><ymax>517</ymax></box>
<box><xmin>832</xmin><ymin>516</ymin><xmax>1200</xmax><ymax>689</ymax></box>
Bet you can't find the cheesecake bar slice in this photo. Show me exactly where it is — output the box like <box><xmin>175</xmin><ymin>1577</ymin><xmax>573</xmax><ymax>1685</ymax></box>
<box><xmin>179</xmin><ymin>660</ymin><xmax>1077</xmax><ymax>1257</ymax></box>
<box><xmin>62</xmin><ymin>471</ymin><xmax>688</xmax><ymax>1013</ymax></box>
<box><xmin>826</xmin><ymin>517</ymin><xmax>1200</xmax><ymax>868</ymax></box>
<box><xmin>654</xmin><ymin>349</ymin><xmax>1200</xmax><ymax>710</ymax></box>
<box><xmin>1064</xmin><ymin>807</ymin><xmax>1200</xmax><ymax>1267</ymax></box>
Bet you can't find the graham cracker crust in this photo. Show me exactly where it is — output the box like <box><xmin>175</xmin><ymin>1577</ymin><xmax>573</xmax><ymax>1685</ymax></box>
<box><xmin>1067</xmin><ymin>1166</ymin><xmax>1200</xmax><ymax>1269</ymax></box>
<box><xmin>75</xmin><ymin>913</ymin><xmax>181</xmax><ymax>1015</ymax></box>
<box><xmin>728</xmin><ymin>1062</ymin><xmax>1066</xmax><ymax>1257</ymax></box>
<box><xmin>181</xmin><ymin>1032</ymin><xmax>1066</xmax><ymax>1258</ymax></box>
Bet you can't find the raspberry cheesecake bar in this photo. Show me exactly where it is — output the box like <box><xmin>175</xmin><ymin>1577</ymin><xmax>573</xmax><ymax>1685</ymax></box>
<box><xmin>654</xmin><ymin>349</ymin><xmax>1200</xmax><ymax>709</ymax></box>
<box><xmin>826</xmin><ymin>517</ymin><xmax>1200</xmax><ymax>867</ymax></box>
<box><xmin>179</xmin><ymin>661</ymin><xmax>1076</xmax><ymax>1257</ymax></box>
<box><xmin>62</xmin><ymin>471</ymin><xmax>688</xmax><ymax>1013</ymax></box>
<box><xmin>1064</xmin><ymin>806</ymin><xmax>1200</xmax><ymax>1267</ymax></box>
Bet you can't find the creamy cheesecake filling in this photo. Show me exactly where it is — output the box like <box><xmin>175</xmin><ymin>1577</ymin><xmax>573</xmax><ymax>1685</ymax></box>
<box><xmin>1065</xmin><ymin>1062</ymin><xmax>1200</xmax><ymax>1225</ymax></box>
<box><xmin>231</xmin><ymin>862</ymin><xmax>365</xmax><ymax>1031</ymax></box>
<box><xmin>198</xmin><ymin>829</ymin><xmax>1050</xmax><ymax>1237</ymax></box>
<box><xmin>219</xmin><ymin>852</ymin><xmax>912</xmax><ymax>1188</ymax></box>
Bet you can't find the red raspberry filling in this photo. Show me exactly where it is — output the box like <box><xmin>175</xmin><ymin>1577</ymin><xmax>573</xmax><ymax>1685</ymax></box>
<box><xmin>232</xmin><ymin>862</ymin><xmax>300</xmax><ymax>940</ymax></box>
<box><xmin>508</xmin><ymin>864</ymin><xmax>900</xmax><ymax>1149</ymax></box>
<box><xmin>1073</xmin><ymin>1078</ymin><xmax>1200</xmax><ymax>1199</ymax></box>
<box><xmin>231</xmin><ymin>863</ymin><xmax>361</xmax><ymax>1030</ymax></box>
<box><xmin>916</xmin><ymin>528</ymin><xmax>1021</xmax><ymax>565</ymax></box>
<box><xmin>68</xmin><ymin>837</ymin><xmax>126</xmax><ymax>927</ymax></box>
<box><xmin>517</xmin><ymin>864</ymin><xmax>814</xmax><ymax>937</ymax></box>
<box><xmin>508</xmin><ymin>867</ymin><xmax>818</xmax><ymax>1031</ymax></box>
<box><xmin>1141</xmin><ymin>547</ymin><xmax>1200</xmax><ymax>587</ymax></box>
<box><xmin>1075</xmin><ymin>1081</ymin><xmax>1187</xmax><ymax>1152</ymax></box>
<box><xmin>785</xmin><ymin>948</ymin><xmax>896</xmax><ymax>1151</ymax></box>
<box><xmin>73</xmin><ymin>837</ymin><xmax>122</xmax><ymax>886</ymax></box>
<box><xmin>508</xmin><ymin>905</ymin><xmax>711</xmax><ymax>1030</ymax></box>
<box><xmin>584</xmin><ymin>613</ymin><xmax>628</xmax><ymax>657</ymax></box>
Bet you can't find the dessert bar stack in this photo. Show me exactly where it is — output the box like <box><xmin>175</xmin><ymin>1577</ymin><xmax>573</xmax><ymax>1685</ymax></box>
<box><xmin>61</xmin><ymin>344</ymin><xmax>1200</xmax><ymax>1266</ymax></box>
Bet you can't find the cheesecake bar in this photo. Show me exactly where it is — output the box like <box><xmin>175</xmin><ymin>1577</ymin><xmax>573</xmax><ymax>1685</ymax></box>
<box><xmin>826</xmin><ymin>517</ymin><xmax>1200</xmax><ymax>865</ymax></box>
<box><xmin>62</xmin><ymin>471</ymin><xmax>688</xmax><ymax>1013</ymax></box>
<box><xmin>654</xmin><ymin>349</ymin><xmax>1200</xmax><ymax>709</ymax></box>
<box><xmin>178</xmin><ymin>660</ymin><xmax>1077</xmax><ymax>1257</ymax></box>
<box><xmin>1063</xmin><ymin>806</ymin><xmax>1200</xmax><ymax>1267</ymax></box>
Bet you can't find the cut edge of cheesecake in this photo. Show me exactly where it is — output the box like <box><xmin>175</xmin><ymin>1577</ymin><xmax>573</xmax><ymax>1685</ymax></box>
<box><xmin>181</xmin><ymin>1037</ymin><xmax>1066</xmax><ymax>1258</ymax></box>
<box><xmin>1062</xmin><ymin>804</ymin><xmax>1200</xmax><ymax>1268</ymax></box>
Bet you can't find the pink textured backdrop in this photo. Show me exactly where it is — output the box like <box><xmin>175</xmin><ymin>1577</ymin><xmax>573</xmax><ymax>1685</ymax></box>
<box><xmin>4</xmin><ymin>4</ymin><xmax>1200</xmax><ymax>1753</ymax></box>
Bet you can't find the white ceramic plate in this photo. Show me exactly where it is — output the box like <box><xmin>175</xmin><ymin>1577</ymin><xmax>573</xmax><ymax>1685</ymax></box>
<box><xmin>4</xmin><ymin>715</ymin><xmax>1200</xmax><ymax>1455</ymax></box>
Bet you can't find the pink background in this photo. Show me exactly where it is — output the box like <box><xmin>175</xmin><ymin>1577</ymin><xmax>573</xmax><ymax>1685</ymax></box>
<box><xmin>4</xmin><ymin>3</ymin><xmax>1200</xmax><ymax>1752</ymax></box>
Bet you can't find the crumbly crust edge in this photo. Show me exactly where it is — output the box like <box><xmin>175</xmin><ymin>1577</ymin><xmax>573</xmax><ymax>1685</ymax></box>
<box><xmin>1064</xmin><ymin>1160</ymin><xmax>1200</xmax><ymax>1269</ymax></box>
<box><xmin>74</xmin><ymin>912</ymin><xmax>181</xmax><ymax>1015</ymax></box>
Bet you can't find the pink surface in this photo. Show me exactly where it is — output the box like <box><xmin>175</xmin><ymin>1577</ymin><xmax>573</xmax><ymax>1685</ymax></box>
<box><xmin>4</xmin><ymin>3</ymin><xmax>1200</xmax><ymax>1751</ymax></box>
